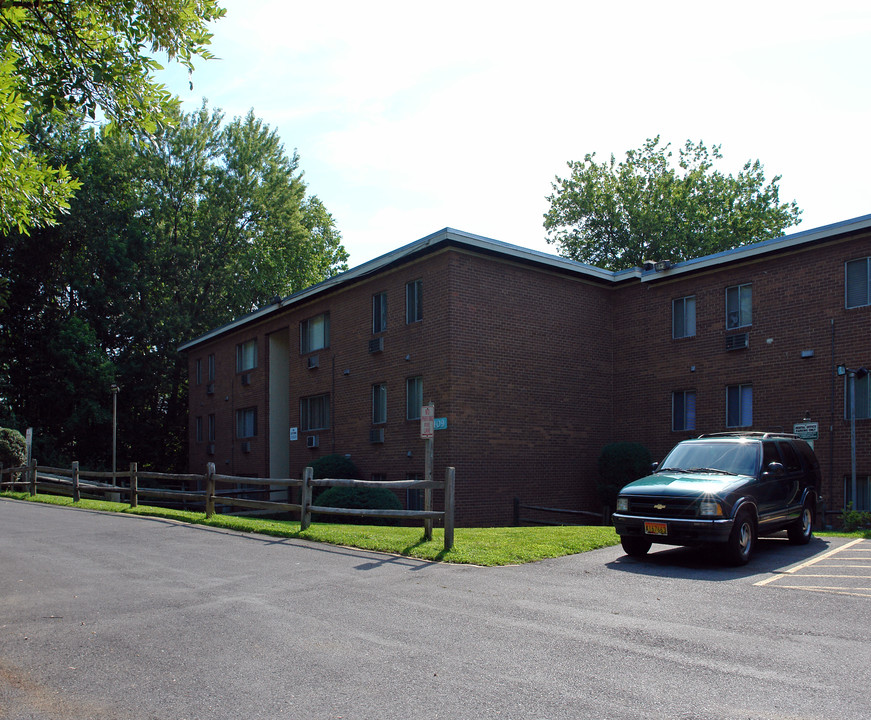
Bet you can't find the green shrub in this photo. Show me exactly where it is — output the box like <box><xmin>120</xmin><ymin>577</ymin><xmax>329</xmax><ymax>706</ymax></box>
<box><xmin>597</xmin><ymin>442</ymin><xmax>652</xmax><ymax>511</ymax></box>
<box><xmin>313</xmin><ymin>485</ymin><xmax>403</xmax><ymax>525</ymax></box>
<box><xmin>0</xmin><ymin>427</ymin><xmax>27</xmax><ymax>469</ymax></box>
<box><xmin>840</xmin><ymin>503</ymin><xmax>871</xmax><ymax>532</ymax></box>
<box><xmin>305</xmin><ymin>453</ymin><xmax>359</xmax><ymax>480</ymax></box>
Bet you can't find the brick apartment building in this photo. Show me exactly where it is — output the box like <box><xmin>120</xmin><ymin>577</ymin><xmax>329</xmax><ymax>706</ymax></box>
<box><xmin>180</xmin><ymin>214</ymin><xmax>871</xmax><ymax>526</ymax></box>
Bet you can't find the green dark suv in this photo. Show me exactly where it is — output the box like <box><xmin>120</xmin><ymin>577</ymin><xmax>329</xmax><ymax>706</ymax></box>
<box><xmin>611</xmin><ymin>432</ymin><xmax>821</xmax><ymax>565</ymax></box>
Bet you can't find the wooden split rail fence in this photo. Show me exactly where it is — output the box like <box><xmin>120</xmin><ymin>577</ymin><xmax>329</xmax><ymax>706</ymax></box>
<box><xmin>0</xmin><ymin>461</ymin><xmax>456</xmax><ymax>550</ymax></box>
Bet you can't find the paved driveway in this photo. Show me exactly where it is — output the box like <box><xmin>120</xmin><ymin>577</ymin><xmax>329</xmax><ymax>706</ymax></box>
<box><xmin>2</xmin><ymin>498</ymin><xmax>869</xmax><ymax>720</ymax></box>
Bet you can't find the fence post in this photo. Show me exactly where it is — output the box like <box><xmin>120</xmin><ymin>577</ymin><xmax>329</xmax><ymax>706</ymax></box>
<box><xmin>29</xmin><ymin>459</ymin><xmax>37</xmax><ymax>496</ymax></box>
<box><xmin>130</xmin><ymin>462</ymin><xmax>138</xmax><ymax>508</ymax></box>
<box><xmin>205</xmin><ymin>463</ymin><xmax>216</xmax><ymax>518</ymax></box>
<box><xmin>72</xmin><ymin>461</ymin><xmax>80</xmax><ymax>502</ymax></box>
<box><xmin>444</xmin><ymin>467</ymin><xmax>455</xmax><ymax>551</ymax></box>
<box><xmin>300</xmin><ymin>466</ymin><xmax>313</xmax><ymax>530</ymax></box>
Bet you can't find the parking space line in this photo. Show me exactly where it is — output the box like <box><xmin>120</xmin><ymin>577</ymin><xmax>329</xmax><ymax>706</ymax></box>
<box><xmin>754</xmin><ymin>538</ymin><xmax>866</xmax><ymax>588</ymax></box>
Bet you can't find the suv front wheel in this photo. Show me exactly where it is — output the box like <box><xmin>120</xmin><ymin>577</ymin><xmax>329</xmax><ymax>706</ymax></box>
<box><xmin>725</xmin><ymin>510</ymin><xmax>756</xmax><ymax>565</ymax></box>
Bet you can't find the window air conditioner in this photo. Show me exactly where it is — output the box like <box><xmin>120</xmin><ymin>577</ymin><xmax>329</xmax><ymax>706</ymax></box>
<box><xmin>307</xmin><ymin>355</ymin><xmax>319</xmax><ymax>369</ymax></box>
<box><xmin>725</xmin><ymin>333</ymin><xmax>749</xmax><ymax>351</ymax></box>
<box><xmin>207</xmin><ymin>443</ymin><xmax>215</xmax><ymax>456</ymax></box>
<box><xmin>241</xmin><ymin>441</ymin><xmax>251</xmax><ymax>453</ymax></box>
<box><xmin>206</xmin><ymin>383</ymin><xmax>215</xmax><ymax>395</ymax></box>
<box><xmin>306</xmin><ymin>435</ymin><xmax>319</xmax><ymax>449</ymax></box>
<box><xmin>369</xmin><ymin>427</ymin><xmax>385</xmax><ymax>443</ymax></box>
<box><xmin>368</xmin><ymin>337</ymin><xmax>384</xmax><ymax>353</ymax></box>
<box><xmin>241</xmin><ymin>373</ymin><xmax>251</xmax><ymax>386</ymax></box>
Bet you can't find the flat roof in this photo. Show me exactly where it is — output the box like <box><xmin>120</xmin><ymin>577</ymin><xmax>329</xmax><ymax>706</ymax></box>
<box><xmin>179</xmin><ymin>213</ymin><xmax>871</xmax><ymax>352</ymax></box>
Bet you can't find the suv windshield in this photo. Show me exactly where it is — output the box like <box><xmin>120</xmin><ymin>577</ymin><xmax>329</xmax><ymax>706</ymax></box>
<box><xmin>659</xmin><ymin>441</ymin><xmax>760</xmax><ymax>477</ymax></box>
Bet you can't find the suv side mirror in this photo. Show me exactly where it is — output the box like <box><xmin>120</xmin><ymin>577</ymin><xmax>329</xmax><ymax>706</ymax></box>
<box><xmin>651</xmin><ymin>461</ymin><xmax>659</xmax><ymax>472</ymax></box>
<box><xmin>762</xmin><ymin>461</ymin><xmax>785</xmax><ymax>479</ymax></box>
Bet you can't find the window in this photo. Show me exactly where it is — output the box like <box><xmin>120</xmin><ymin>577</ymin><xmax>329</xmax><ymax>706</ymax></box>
<box><xmin>843</xmin><ymin>476</ymin><xmax>871</xmax><ymax>511</ymax></box>
<box><xmin>672</xmin><ymin>391</ymin><xmax>697</xmax><ymax>431</ymax></box>
<box><xmin>372</xmin><ymin>383</ymin><xmax>387</xmax><ymax>424</ymax></box>
<box><xmin>406</xmin><ymin>279</ymin><xmax>422</xmax><ymax>324</ymax></box>
<box><xmin>236</xmin><ymin>407</ymin><xmax>257</xmax><ymax>438</ymax></box>
<box><xmin>208</xmin><ymin>354</ymin><xmax>216</xmax><ymax>381</ymax></box>
<box><xmin>726</xmin><ymin>283</ymin><xmax>752</xmax><ymax>329</ymax></box>
<box><xmin>846</xmin><ymin>258</ymin><xmax>871</xmax><ymax>308</ymax></box>
<box><xmin>726</xmin><ymin>384</ymin><xmax>752</xmax><ymax>427</ymax></box>
<box><xmin>195</xmin><ymin>416</ymin><xmax>203</xmax><ymax>442</ymax></box>
<box><xmin>208</xmin><ymin>414</ymin><xmax>216</xmax><ymax>442</ymax></box>
<box><xmin>236</xmin><ymin>340</ymin><xmax>257</xmax><ymax>372</ymax></box>
<box><xmin>406</xmin><ymin>473</ymin><xmax>423</xmax><ymax>510</ymax></box>
<box><xmin>195</xmin><ymin>359</ymin><xmax>202</xmax><ymax>385</ymax></box>
<box><xmin>373</xmin><ymin>292</ymin><xmax>387</xmax><ymax>334</ymax></box>
<box><xmin>845</xmin><ymin>373</ymin><xmax>871</xmax><ymax>420</ymax></box>
<box><xmin>301</xmin><ymin>312</ymin><xmax>330</xmax><ymax>353</ymax></box>
<box><xmin>300</xmin><ymin>394</ymin><xmax>330</xmax><ymax>431</ymax></box>
<box><xmin>406</xmin><ymin>377</ymin><xmax>423</xmax><ymax>420</ymax></box>
<box><xmin>673</xmin><ymin>296</ymin><xmax>696</xmax><ymax>339</ymax></box>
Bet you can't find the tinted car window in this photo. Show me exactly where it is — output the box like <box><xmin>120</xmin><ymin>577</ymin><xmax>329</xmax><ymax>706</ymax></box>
<box><xmin>762</xmin><ymin>442</ymin><xmax>780</xmax><ymax>469</ymax></box>
<box><xmin>776</xmin><ymin>441</ymin><xmax>802</xmax><ymax>472</ymax></box>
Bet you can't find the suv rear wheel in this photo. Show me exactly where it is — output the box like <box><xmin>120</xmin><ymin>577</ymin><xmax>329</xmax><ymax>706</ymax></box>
<box><xmin>787</xmin><ymin>502</ymin><xmax>814</xmax><ymax>545</ymax></box>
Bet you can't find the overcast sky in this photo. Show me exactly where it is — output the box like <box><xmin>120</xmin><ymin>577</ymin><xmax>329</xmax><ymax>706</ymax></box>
<box><xmin>157</xmin><ymin>0</ymin><xmax>871</xmax><ymax>267</ymax></box>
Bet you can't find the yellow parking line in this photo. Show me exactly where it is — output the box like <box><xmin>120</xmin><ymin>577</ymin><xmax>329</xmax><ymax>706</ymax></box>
<box><xmin>754</xmin><ymin>539</ymin><xmax>865</xmax><ymax>586</ymax></box>
<box><xmin>775</xmin><ymin>585</ymin><xmax>871</xmax><ymax>598</ymax></box>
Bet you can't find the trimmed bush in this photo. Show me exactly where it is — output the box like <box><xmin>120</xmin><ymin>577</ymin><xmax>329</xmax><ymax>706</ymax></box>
<box><xmin>597</xmin><ymin>442</ymin><xmax>652</xmax><ymax>511</ymax></box>
<box><xmin>0</xmin><ymin>427</ymin><xmax>26</xmax><ymax>470</ymax></box>
<box><xmin>313</xmin><ymin>485</ymin><xmax>403</xmax><ymax>525</ymax></box>
<box><xmin>305</xmin><ymin>453</ymin><xmax>359</xmax><ymax>480</ymax></box>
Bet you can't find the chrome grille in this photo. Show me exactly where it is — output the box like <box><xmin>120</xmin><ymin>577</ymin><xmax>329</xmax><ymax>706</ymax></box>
<box><xmin>627</xmin><ymin>496</ymin><xmax>697</xmax><ymax>518</ymax></box>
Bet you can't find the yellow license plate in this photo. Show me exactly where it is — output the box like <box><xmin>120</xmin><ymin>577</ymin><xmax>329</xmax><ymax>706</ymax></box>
<box><xmin>644</xmin><ymin>521</ymin><xmax>668</xmax><ymax>536</ymax></box>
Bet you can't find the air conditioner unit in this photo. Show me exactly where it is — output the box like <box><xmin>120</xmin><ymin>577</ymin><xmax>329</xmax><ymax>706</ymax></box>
<box><xmin>368</xmin><ymin>336</ymin><xmax>384</xmax><ymax>353</ymax></box>
<box><xmin>241</xmin><ymin>441</ymin><xmax>251</xmax><ymax>453</ymax></box>
<box><xmin>241</xmin><ymin>373</ymin><xmax>251</xmax><ymax>386</ymax></box>
<box><xmin>725</xmin><ymin>333</ymin><xmax>749</xmax><ymax>351</ymax></box>
<box><xmin>207</xmin><ymin>443</ymin><xmax>215</xmax><ymax>456</ymax></box>
<box><xmin>206</xmin><ymin>382</ymin><xmax>215</xmax><ymax>395</ymax></box>
<box><xmin>307</xmin><ymin>355</ymin><xmax>319</xmax><ymax>369</ymax></box>
<box><xmin>306</xmin><ymin>435</ymin><xmax>319</xmax><ymax>449</ymax></box>
<box><xmin>369</xmin><ymin>427</ymin><xmax>385</xmax><ymax>444</ymax></box>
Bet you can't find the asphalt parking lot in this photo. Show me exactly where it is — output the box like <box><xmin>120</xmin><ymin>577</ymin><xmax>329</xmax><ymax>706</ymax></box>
<box><xmin>754</xmin><ymin>537</ymin><xmax>871</xmax><ymax>597</ymax></box>
<box><xmin>2</xmin><ymin>498</ymin><xmax>870</xmax><ymax>720</ymax></box>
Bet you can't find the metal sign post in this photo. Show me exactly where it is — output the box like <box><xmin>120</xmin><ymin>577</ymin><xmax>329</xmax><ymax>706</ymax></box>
<box><xmin>421</xmin><ymin>403</ymin><xmax>435</xmax><ymax>541</ymax></box>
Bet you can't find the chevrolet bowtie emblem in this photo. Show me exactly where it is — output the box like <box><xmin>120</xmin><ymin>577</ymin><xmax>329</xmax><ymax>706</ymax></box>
<box><xmin>654</xmin><ymin>503</ymin><xmax>666</xmax><ymax>510</ymax></box>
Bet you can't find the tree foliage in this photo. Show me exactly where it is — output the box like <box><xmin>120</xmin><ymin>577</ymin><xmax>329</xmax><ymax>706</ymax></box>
<box><xmin>0</xmin><ymin>104</ymin><xmax>347</xmax><ymax>470</ymax></box>
<box><xmin>544</xmin><ymin>136</ymin><xmax>802</xmax><ymax>271</ymax></box>
<box><xmin>0</xmin><ymin>0</ymin><xmax>225</xmax><ymax>235</ymax></box>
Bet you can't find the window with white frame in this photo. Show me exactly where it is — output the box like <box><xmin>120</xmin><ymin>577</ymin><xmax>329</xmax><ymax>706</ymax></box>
<box><xmin>406</xmin><ymin>376</ymin><xmax>423</xmax><ymax>420</ymax></box>
<box><xmin>846</xmin><ymin>257</ymin><xmax>871</xmax><ymax>308</ymax></box>
<box><xmin>208</xmin><ymin>353</ymin><xmax>216</xmax><ymax>381</ymax></box>
<box><xmin>726</xmin><ymin>384</ymin><xmax>752</xmax><ymax>427</ymax></box>
<box><xmin>208</xmin><ymin>414</ymin><xmax>216</xmax><ymax>442</ymax></box>
<box><xmin>301</xmin><ymin>312</ymin><xmax>330</xmax><ymax>353</ymax></box>
<box><xmin>300</xmin><ymin>394</ymin><xmax>330</xmax><ymax>431</ymax></box>
<box><xmin>236</xmin><ymin>407</ymin><xmax>257</xmax><ymax>438</ymax></box>
<box><xmin>673</xmin><ymin>296</ymin><xmax>696</xmax><ymax>339</ymax></box>
<box><xmin>195</xmin><ymin>359</ymin><xmax>202</xmax><ymax>385</ymax></box>
<box><xmin>672</xmin><ymin>390</ymin><xmax>697</xmax><ymax>431</ymax></box>
<box><xmin>406</xmin><ymin>279</ymin><xmax>422</xmax><ymax>324</ymax></box>
<box><xmin>236</xmin><ymin>340</ymin><xmax>257</xmax><ymax>371</ymax></box>
<box><xmin>195</xmin><ymin>416</ymin><xmax>203</xmax><ymax>442</ymax></box>
<box><xmin>725</xmin><ymin>283</ymin><xmax>752</xmax><ymax>329</ymax></box>
<box><xmin>845</xmin><ymin>372</ymin><xmax>871</xmax><ymax>420</ymax></box>
<box><xmin>373</xmin><ymin>292</ymin><xmax>387</xmax><ymax>334</ymax></box>
<box><xmin>372</xmin><ymin>383</ymin><xmax>387</xmax><ymax>424</ymax></box>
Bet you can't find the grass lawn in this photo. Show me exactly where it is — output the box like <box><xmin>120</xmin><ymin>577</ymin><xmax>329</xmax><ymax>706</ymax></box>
<box><xmin>0</xmin><ymin>491</ymin><xmax>620</xmax><ymax>566</ymax></box>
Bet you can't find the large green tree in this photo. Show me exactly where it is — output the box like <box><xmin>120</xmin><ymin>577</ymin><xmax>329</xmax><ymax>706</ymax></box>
<box><xmin>544</xmin><ymin>136</ymin><xmax>802</xmax><ymax>271</ymax></box>
<box><xmin>0</xmin><ymin>0</ymin><xmax>225</xmax><ymax>236</ymax></box>
<box><xmin>0</xmin><ymin>105</ymin><xmax>347</xmax><ymax>470</ymax></box>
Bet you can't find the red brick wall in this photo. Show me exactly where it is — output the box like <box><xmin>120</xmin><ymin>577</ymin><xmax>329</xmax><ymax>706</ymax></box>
<box><xmin>187</xmin><ymin>229</ymin><xmax>871</xmax><ymax>526</ymax></box>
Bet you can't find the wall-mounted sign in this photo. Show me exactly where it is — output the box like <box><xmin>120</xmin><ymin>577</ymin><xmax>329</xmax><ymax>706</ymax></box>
<box><xmin>289</xmin><ymin>427</ymin><xmax>298</xmax><ymax>441</ymax></box>
<box><xmin>434</xmin><ymin>417</ymin><xmax>448</xmax><ymax>431</ymax></box>
<box><xmin>793</xmin><ymin>422</ymin><xmax>819</xmax><ymax>440</ymax></box>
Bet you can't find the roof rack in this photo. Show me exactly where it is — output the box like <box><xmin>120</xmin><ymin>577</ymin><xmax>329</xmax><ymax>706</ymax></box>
<box><xmin>696</xmin><ymin>432</ymin><xmax>799</xmax><ymax>440</ymax></box>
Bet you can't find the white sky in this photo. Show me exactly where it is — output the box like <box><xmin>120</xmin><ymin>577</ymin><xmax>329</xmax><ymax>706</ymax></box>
<box><xmin>157</xmin><ymin>0</ymin><xmax>871</xmax><ymax>267</ymax></box>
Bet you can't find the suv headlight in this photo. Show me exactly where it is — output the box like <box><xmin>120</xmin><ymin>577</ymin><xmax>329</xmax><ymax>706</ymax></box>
<box><xmin>616</xmin><ymin>497</ymin><xmax>629</xmax><ymax>512</ymax></box>
<box><xmin>699</xmin><ymin>500</ymin><xmax>723</xmax><ymax>517</ymax></box>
